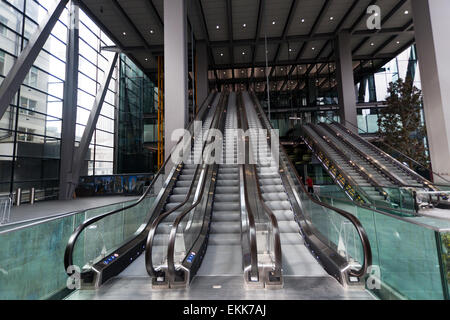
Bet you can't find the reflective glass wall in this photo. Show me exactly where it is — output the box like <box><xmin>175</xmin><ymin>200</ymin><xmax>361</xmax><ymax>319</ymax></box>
<box><xmin>118</xmin><ymin>54</ymin><xmax>156</xmax><ymax>174</ymax></box>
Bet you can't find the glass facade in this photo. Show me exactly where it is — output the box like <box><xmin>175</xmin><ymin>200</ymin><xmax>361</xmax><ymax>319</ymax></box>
<box><xmin>0</xmin><ymin>0</ymin><xmax>68</xmax><ymax>198</ymax></box>
<box><xmin>0</xmin><ymin>1</ymin><xmax>119</xmax><ymax>201</ymax></box>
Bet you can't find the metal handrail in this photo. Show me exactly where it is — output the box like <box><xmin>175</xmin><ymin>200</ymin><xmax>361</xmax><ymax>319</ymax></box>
<box><xmin>329</xmin><ymin>118</ymin><xmax>445</xmax><ymax>186</ymax></box>
<box><xmin>165</xmin><ymin>92</ymin><xmax>228</xmax><ymax>283</ymax></box>
<box><xmin>64</xmin><ymin>91</ymin><xmax>217</xmax><ymax>274</ymax></box>
<box><xmin>145</xmin><ymin>91</ymin><xmax>225</xmax><ymax>280</ymax></box>
<box><xmin>251</xmin><ymin>91</ymin><xmax>372</xmax><ymax>278</ymax></box>
<box><xmin>239</xmin><ymin>91</ymin><xmax>282</xmax><ymax>281</ymax></box>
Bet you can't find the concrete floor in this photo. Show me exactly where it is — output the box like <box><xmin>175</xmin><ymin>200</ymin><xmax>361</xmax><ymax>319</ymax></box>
<box><xmin>3</xmin><ymin>195</ymin><xmax>139</xmax><ymax>225</ymax></box>
<box><xmin>65</xmin><ymin>254</ymin><xmax>373</xmax><ymax>300</ymax></box>
<box><xmin>66</xmin><ymin>275</ymin><xmax>373</xmax><ymax>300</ymax></box>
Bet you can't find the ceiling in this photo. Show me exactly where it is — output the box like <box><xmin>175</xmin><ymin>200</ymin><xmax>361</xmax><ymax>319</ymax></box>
<box><xmin>79</xmin><ymin>0</ymin><xmax>415</xmax><ymax>90</ymax></box>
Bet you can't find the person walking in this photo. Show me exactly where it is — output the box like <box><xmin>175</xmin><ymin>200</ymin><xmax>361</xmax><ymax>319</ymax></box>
<box><xmin>306</xmin><ymin>176</ymin><xmax>314</xmax><ymax>193</ymax></box>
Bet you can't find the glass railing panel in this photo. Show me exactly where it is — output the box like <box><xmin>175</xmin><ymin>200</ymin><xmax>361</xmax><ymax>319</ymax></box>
<box><xmin>321</xmin><ymin>195</ymin><xmax>448</xmax><ymax>299</ymax></box>
<box><xmin>72</xmin><ymin>196</ymin><xmax>154</xmax><ymax>272</ymax></box>
<box><xmin>0</xmin><ymin>195</ymin><xmax>153</xmax><ymax>300</ymax></box>
<box><xmin>438</xmin><ymin>232</ymin><xmax>450</xmax><ymax>299</ymax></box>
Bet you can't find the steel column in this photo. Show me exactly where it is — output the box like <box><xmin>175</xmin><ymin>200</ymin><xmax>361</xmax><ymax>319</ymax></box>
<box><xmin>59</xmin><ymin>0</ymin><xmax>80</xmax><ymax>200</ymax></box>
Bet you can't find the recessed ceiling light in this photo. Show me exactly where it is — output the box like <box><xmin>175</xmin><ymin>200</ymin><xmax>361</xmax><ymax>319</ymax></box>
<box><xmin>145</xmin><ymin>58</ymin><xmax>148</xmax><ymax>61</ymax></box>
<box><xmin>370</xmin><ymin>42</ymin><xmax>374</xmax><ymax>46</ymax></box>
<box><xmin>289</xmin><ymin>48</ymin><xmax>292</xmax><ymax>52</ymax></box>
<box><xmin>404</xmin><ymin>10</ymin><xmax>409</xmax><ymax>14</ymax></box>
<box><xmin>223</xmin><ymin>72</ymin><xmax>226</xmax><ymax>75</ymax></box>
<box><xmin>243</xmin><ymin>23</ymin><xmax>247</xmax><ymax>28</ymax></box>
<box><xmin>150</xmin><ymin>29</ymin><xmax>154</xmax><ymax>34</ymax></box>
<box><xmin>301</xmin><ymin>18</ymin><xmax>305</xmax><ymax>23</ymax></box>
<box><xmin>374</xmin><ymin>12</ymin><xmax>379</xmax><ymax>17</ymax></box>
<box><xmin>329</xmin><ymin>16</ymin><xmax>334</xmax><ymax>20</ymax></box>
<box><xmin>312</xmin><ymin>47</ymin><xmax>315</xmax><ymax>50</ymax></box>
<box><xmin>122</xmin><ymin>32</ymin><xmax>126</xmax><ymax>36</ymax></box>
<box><xmin>272</xmin><ymin>21</ymin><xmax>276</xmax><ymax>25</ymax></box>
<box><xmin>242</xmin><ymin>51</ymin><xmax>245</xmax><ymax>55</ymax></box>
<box><xmin>220</xmin><ymin>53</ymin><xmax>223</xmax><ymax>56</ymax></box>
<box><xmin>216</xmin><ymin>25</ymin><xmax>220</xmax><ymax>29</ymax></box>
<box><xmin>281</xmin><ymin>68</ymin><xmax>283</xmax><ymax>71</ymax></box>
<box><xmin>396</xmin><ymin>41</ymin><xmax>400</xmax><ymax>44</ymax></box>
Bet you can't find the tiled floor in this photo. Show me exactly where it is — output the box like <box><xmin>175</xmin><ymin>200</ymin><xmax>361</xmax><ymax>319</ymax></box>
<box><xmin>66</xmin><ymin>275</ymin><xmax>373</xmax><ymax>300</ymax></box>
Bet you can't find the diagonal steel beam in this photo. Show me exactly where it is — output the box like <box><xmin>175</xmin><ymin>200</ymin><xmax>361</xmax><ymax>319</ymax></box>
<box><xmin>69</xmin><ymin>53</ymin><xmax>119</xmax><ymax>196</ymax></box>
<box><xmin>0</xmin><ymin>0</ymin><xmax>69</xmax><ymax>120</ymax></box>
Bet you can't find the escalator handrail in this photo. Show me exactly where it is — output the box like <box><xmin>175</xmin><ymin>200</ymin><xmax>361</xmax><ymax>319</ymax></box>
<box><xmin>64</xmin><ymin>91</ymin><xmax>217</xmax><ymax>273</ymax></box>
<box><xmin>165</xmin><ymin>92</ymin><xmax>228</xmax><ymax>282</ymax></box>
<box><xmin>239</xmin><ymin>91</ymin><xmax>282</xmax><ymax>279</ymax></box>
<box><xmin>145</xmin><ymin>92</ymin><xmax>225</xmax><ymax>278</ymax></box>
<box><xmin>250</xmin><ymin>91</ymin><xmax>372</xmax><ymax>278</ymax></box>
<box><xmin>329</xmin><ymin>119</ymin><xmax>444</xmax><ymax>187</ymax></box>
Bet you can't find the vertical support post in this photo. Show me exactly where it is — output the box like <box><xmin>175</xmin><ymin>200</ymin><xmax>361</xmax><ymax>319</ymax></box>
<box><xmin>411</xmin><ymin>0</ymin><xmax>450</xmax><ymax>182</ymax></box>
<box><xmin>334</xmin><ymin>31</ymin><xmax>357</xmax><ymax>131</ymax></box>
<box><xmin>164</xmin><ymin>0</ymin><xmax>188</xmax><ymax>159</ymax></box>
<box><xmin>59</xmin><ymin>0</ymin><xmax>80</xmax><ymax>200</ymax></box>
<box><xmin>0</xmin><ymin>0</ymin><xmax>69</xmax><ymax>119</ymax></box>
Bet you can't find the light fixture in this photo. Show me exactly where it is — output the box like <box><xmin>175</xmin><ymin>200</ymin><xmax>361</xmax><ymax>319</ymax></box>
<box><xmin>122</xmin><ymin>32</ymin><xmax>126</xmax><ymax>36</ymax></box>
<box><xmin>281</xmin><ymin>68</ymin><xmax>283</xmax><ymax>71</ymax></box>
<box><xmin>243</xmin><ymin>23</ymin><xmax>247</xmax><ymax>28</ymax></box>
<box><xmin>216</xmin><ymin>25</ymin><xmax>220</xmax><ymax>29</ymax></box>
<box><xmin>312</xmin><ymin>47</ymin><xmax>315</xmax><ymax>50</ymax></box>
<box><xmin>145</xmin><ymin>58</ymin><xmax>148</xmax><ymax>61</ymax></box>
<box><xmin>150</xmin><ymin>29</ymin><xmax>154</xmax><ymax>34</ymax></box>
<box><xmin>224</xmin><ymin>71</ymin><xmax>226</xmax><ymax>75</ymax></box>
<box><xmin>404</xmin><ymin>10</ymin><xmax>409</xmax><ymax>14</ymax></box>
<box><xmin>289</xmin><ymin>48</ymin><xmax>292</xmax><ymax>52</ymax></box>
<box><xmin>370</xmin><ymin>42</ymin><xmax>374</xmax><ymax>46</ymax></box>
<box><xmin>396</xmin><ymin>40</ymin><xmax>400</xmax><ymax>44</ymax></box>
<box><xmin>272</xmin><ymin>20</ymin><xmax>276</xmax><ymax>25</ymax></box>
<box><xmin>329</xmin><ymin>16</ymin><xmax>334</xmax><ymax>20</ymax></box>
<box><xmin>242</xmin><ymin>51</ymin><xmax>245</xmax><ymax>55</ymax></box>
<box><xmin>301</xmin><ymin>18</ymin><xmax>305</xmax><ymax>23</ymax></box>
<box><xmin>220</xmin><ymin>53</ymin><xmax>223</xmax><ymax>56</ymax></box>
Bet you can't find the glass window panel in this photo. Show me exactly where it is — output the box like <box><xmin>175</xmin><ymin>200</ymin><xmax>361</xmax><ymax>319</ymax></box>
<box><xmin>94</xmin><ymin>161</ymin><xmax>113</xmax><ymax>175</ymax></box>
<box><xmin>78</xmin><ymin>72</ymin><xmax>98</xmax><ymax>94</ymax></box>
<box><xmin>14</xmin><ymin>157</ymin><xmax>60</xmax><ymax>182</ymax></box>
<box><xmin>0</xmin><ymin>129</ymin><xmax>15</xmax><ymax>156</ymax></box>
<box><xmin>15</xmin><ymin>135</ymin><xmax>60</xmax><ymax>159</ymax></box>
<box><xmin>75</xmin><ymin>124</ymin><xmax>85</xmax><ymax>142</ymax></box>
<box><xmin>4</xmin><ymin>0</ymin><xmax>24</xmax><ymax>11</ymax></box>
<box><xmin>96</xmin><ymin>115</ymin><xmax>113</xmax><ymax>133</ymax></box>
<box><xmin>79</xmin><ymin>55</ymin><xmax>97</xmax><ymax>78</ymax></box>
<box><xmin>77</xmin><ymin>89</ymin><xmax>95</xmax><ymax>110</ymax></box>
<box><xmin>76</xmin><ymin>106</ymin><xmax>90</xmax><ymax>126</ymax></box>
<box><xmin>101</xmin><ymin>102</ymin><xmax>115</xmax><ymax>119</ymax></box>
<box><xmin>95</xmin><ymin>145</ymin><xmax>113</xmax><ymax>161</ymax></box>
<box><xmin>19</xmin><ymin>85</ymin><xmax>62</xmax><ymax>117</ymax></box>
<box><xmin>95</xmin><ymin>130</ymin><xmax>113</xmax><ymax>147</ymax></box>
<box><xmin>0</xmin><ymin>2</ymin><xmax>23</xmax><ymax>33</ymax></box>
<box><xmin>17</xmin><ymin>108</ymin><xmax>61</xmax><ymax>138</ymax></box>
<box><xmin>0</xmin><ymin>106</ymin><xmax>16</xmax><ymax>131</ymax></box>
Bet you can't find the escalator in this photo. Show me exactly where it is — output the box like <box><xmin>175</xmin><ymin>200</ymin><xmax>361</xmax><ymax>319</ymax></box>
<box><xmin>301</xmin><ymin>120</ymin><xmax>444</xmax><ymax>213</ymax></box>
<box><xmin>64</xmin><ymin>89</ymin><xmax>372</xmax><ymax>295</ymax></box>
